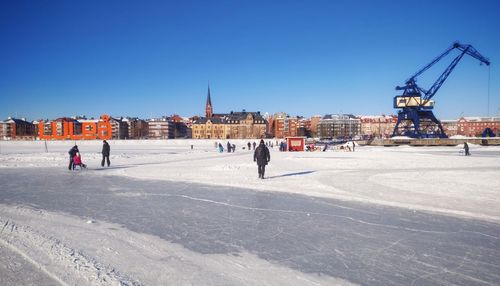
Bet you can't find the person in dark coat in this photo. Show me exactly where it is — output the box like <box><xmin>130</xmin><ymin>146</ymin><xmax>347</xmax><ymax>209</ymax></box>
<box><xmin>247</xmin><ymin>142</ymin><xmax>251</xmax><ymax>150</ymax></box>
<box><xmin>68</xmin><ymin>145</ymin><xmax>79</xmax><ymax>170</ymax></box>
<box><xmin>252</xmin><ymin>142</ymin><xmax>257</xmax><ymax>150</ymax></box>
<box><xmin>227</xmin><ymin>141</ymin><xmax>232</xmax><ymax>153</ymax></box>
<box><xmin>101</xmin><ymin>140</ymin><xmax>111</xmax><ymax>167</ymax></box>
<box><xmin>464</xmin><ymin>142</ymin><xmax>470</xmax><ymax>156</ymax></box>
<box><xmin>254</xmin><ymin>139</ymin><xmax>271</xmax><ymax>179</ymax></box>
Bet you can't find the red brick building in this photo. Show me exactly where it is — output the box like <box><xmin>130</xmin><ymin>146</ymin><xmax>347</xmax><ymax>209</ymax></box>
<box><xmin>0</xmin><ymin>117</ymin><xmax>36</xmax><ymax>140</ymax></box>
<box><xmin>272</xmin><ymin>113</ymin><xmax>300</xmax><ymax>138</ymax></box>
<box><xmin>457</xmin><ymin>117</ymin><xmax>500</xmax><ymax>137</ymax></box>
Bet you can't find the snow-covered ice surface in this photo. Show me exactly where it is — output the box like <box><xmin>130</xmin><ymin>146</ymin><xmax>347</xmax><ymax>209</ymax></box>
<box><xmin>1</xmin><ymin>140</ymin><xmax>500</xmax><ymax>285</ymax></box>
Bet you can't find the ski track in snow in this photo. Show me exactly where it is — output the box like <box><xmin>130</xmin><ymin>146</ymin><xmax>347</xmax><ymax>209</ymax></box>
<box><xmin>0</xmin><ymin>216</ymin><xmax>142</xmax><ymax>286</ymax></box>
<box><xmin>1</xmin><ymin>140</ymin><xmax>500</xmax><ymax>285</ymax></box>
<box><xmin>0</xmin><ymin>205</ymin><xmax>356</xmax><ymax>286</ymax></box>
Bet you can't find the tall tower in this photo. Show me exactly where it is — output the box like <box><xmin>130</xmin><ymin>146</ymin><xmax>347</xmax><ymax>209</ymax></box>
<box><xmin>205</xmin><ymin>85</ymin><xmax>213</xmax><ymax>118</ymax></box>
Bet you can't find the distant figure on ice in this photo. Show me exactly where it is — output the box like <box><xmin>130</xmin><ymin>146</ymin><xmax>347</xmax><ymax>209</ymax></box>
<box><xmin>351</xmin><ymin>140</ymin><xmax>356</xmax><ymax>152</ymax></box>
<box><xmin>247</xmin><ymin>142</ymin><xmax>251</xmax><ymax>150</ymax></box>
<box><xmin>279</xmin><ymin>141</ymin><xmax>286</xmax><ymax>152</ymax></box>
<box><xmin>232</xmin><ymin>144</ymin><xmax>236</xmax><ymax>152</ymax></box>
<box><xmin>252</xmin><ymin>142</ymin><xmax>257</xmax><ymax>150</ymax></box>
<box><xmin>68</xmin><ymin>145</ymin><xmax>79</xmax><ymax>170</ymax></box>
<box><xmin>73</xmin><ymin>152</ymin><xmax>87</xmax><ymax>170</ymax></box>
<box><xmin>218</xmin><ymin>143</ymin><xmax>224</xmax><ymax>153</ymax></box>
<box><xmin>227</xmin><ymin>141</ymin><xmax>232</xmax><ymax>153</ymax></box>
<box><xmin>101</xmin><ymin>140</ymin><xmax>111</xmax><ymax>167</ymax></box>
<box><xmin>254</xmin><ymin>139</ymin><xmax>271</xmax><ymax>179</ymax></box>
<box><xmin>464</xmin><ymin>142</ymin><xmax>470</xmax><ymax>156</ymax></box>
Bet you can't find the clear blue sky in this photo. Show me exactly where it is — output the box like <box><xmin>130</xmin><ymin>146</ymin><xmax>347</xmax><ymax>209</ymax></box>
<box><xmin>1</xmin><ymin>0</ymin><xmax>499</xmax><ymax>121</ymax></box>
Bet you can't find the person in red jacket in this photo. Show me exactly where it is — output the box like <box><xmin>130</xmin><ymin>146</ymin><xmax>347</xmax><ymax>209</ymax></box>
<box><xmin>72</xmin><ymin>153</ymin><xmax>87</xmax><ymax>170</ymax></box>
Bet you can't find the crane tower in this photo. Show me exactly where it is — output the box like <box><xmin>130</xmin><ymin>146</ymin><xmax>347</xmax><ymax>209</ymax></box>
<box><xmin>392</xmin><ymin>42</ymin><xmax>490</xmax><ymax>138</ymax></box>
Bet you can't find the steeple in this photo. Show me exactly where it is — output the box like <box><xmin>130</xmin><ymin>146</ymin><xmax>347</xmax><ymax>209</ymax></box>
<box><xmin>205</xmin><ymin>85</ymin><xmax>213</xmax><ymax>118</ymax></box>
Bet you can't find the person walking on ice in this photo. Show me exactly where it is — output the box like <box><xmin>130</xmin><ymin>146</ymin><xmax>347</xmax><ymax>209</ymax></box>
<box><xmin>463</xmin><ymin>142</ymin><xmax>470</xmax><ymax>156</ymax></box>
<box><xmin>254</xmin><ymin>139</ymin><xmax>270</xmax><ymax>179</ymax></box>
<box><xmin>101</xmin><ymin>140</ymin><xmax>111</xmax><ymax>167</ymax></box>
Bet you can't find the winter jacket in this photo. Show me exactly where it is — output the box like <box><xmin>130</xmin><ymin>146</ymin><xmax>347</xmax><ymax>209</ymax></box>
<box><xmin>254</xmin><ymin>144</ymin><xmax>270</xmax><ymax>165</ymax></box>
<box><xmin>69</xmin><ymin>146</ymin><xmax>79</xmax><ymax>157</ymax></box>
<box><xmin>102</xmin><ymin>142</ymin><xmax>110</xmax><ymax>156</ymax></box>
<box><xmin>73</xmin><ymin>155</ymin><xmax>82</xmax><ymax>165</ymax></box>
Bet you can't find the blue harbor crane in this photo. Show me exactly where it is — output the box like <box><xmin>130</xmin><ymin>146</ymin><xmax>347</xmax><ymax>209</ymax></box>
<box><xmin>392</xmin><ymin>42</ymin><xmax>490</xmax><ymax>138</ymax></box>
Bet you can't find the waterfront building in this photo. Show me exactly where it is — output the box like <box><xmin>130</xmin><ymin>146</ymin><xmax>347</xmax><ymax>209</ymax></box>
<box><xmin>123</xmin><ymin>117</ymin><xmax>149</xmax><ymax>139</ymax></box>
<box><xmin>359</xmin><ymin>115</ymin><xmax>397</xmax><ymax>138</ymax></box>
<box><xmin>441</xmin><ymin>120</ymin><xmax>458</xmax><ymax>137</ymax></box>
<box><xmin>109</xmin><ymin>117</ymin><xmax>129</xmax><ymax>139</ymax></box>
<box><xmin>271</xmin><ymin>112</ymin><xmax>300</xmax><ymax>138</ymax></box>
<box><xmin>318</xmin><ymin>114</ymin><xmax>361</xmax><ymax>139</ymax></box>
<box><xmin>457</xmin><ymin>117</ymin><xmax>500</xmax><ymax>137</ymax></box>
<box><xmin>148</xmin><ymin>117</ymin><xmax>175</xmax><ymax>139</ymax></box>
<box><xmin>0</xmin><ymin>117</ymin><xmax>36</xmax><ymax>140</ymax></box>
<box><xmin>191</xmin><ymin>86</ymin><xmax>267</xmax><ymax>139</ymax></box>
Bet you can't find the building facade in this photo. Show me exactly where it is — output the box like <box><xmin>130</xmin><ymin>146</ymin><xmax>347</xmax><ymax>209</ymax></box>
<box><xmin>271</xmin><ymin>112</ymin><xmax>300</xmax><ymax>138</ymax></box>
<box><xmin>0</xmin><ymin>118</ymin><xmax>36</xmax><ymax>140</ymax></box>
<box><xmin>109</xmin><ymin>117</ymin><xmax>129</xmax><ymax>139</ymax></box>
<box><xmin>457</xmin><ymin>117</ymin><xmax>500</xmax><ymax>137</ymax></box>
<box><xmin>192</xmin><ymin>111</ymin><xmax>266</xmax><ymax>139</ymax></box>
<box><xmin>170</xmin><ymin>115</ymin><xmax>189</xmax><ymax>138</ymax></box>
<box><xmin>359</xmin><ymin>115</ymin><xmax>398</xmax><ymax>138</ymax></box>
<box><xmin>318</xmin><ymin>114</ymin><xmax>361</xmax><ymax>139</ymax></box>
<box><xmin>148</xmin><ymin>117</ymin><xmax>175</xmax><ymax>139</ymax></box>
<box><xmin>224</xmin><ymin>111</ymin><xmax>267</xmax><ymax>139</ymax></box>
<box><xmin>123</xmin><ymin>117</ymin><xmax>149</xmax><ymax>139</ymax></box>
<box><xmin>191</xmin><ymin>88</ymin><xmax>267</xmax><ymax>139</ymax></box>
<box><xmin>309</xmin><ymin>115</ymin><xmax>322</xmax><ymax>137</ymax></box>
<box><xmin>441</xmin><ymin>120</ymin><xmax>458</xmax><ymax>137</ymax></box>
<box><xmin>191</xmin><ymin>117</ymin><xmax>227</xmax><ymax>139</ymax></box>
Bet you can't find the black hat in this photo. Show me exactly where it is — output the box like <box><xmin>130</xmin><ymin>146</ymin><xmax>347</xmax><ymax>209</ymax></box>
<box><xmin>260</xmin><ymin>139</ymin><xmax>265</xmax><ymax>144</ymax></box>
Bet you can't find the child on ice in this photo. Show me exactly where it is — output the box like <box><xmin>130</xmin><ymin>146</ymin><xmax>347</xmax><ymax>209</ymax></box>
<box><xmin>72</xmin><ymin>153</ymin><xmax>87</xmax><ymax>170</ymax></box>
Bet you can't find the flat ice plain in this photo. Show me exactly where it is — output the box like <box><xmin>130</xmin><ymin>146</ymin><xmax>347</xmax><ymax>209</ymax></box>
<box><xmin>1</xmin><ymin>140</ymin><xmax>499</xmax><ymax>285</ymax></box>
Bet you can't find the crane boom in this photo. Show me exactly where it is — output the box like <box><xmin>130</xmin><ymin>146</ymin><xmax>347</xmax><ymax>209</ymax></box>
<box><xmin>392</xmin><ymin>42</ymin><xmax>490</xmax><ymax>139</ymax></box>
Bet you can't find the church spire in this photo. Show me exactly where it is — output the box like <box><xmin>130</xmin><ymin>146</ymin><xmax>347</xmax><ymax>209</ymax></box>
<box><xmin>205</xmin><ymin>84</ymin><xmax>213</xmax><ymax>118</ymax></box>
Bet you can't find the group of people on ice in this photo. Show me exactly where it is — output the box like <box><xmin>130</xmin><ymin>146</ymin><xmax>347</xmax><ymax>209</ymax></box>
<box><xmin>215</xmin><ymin>140</ymin><xmax>276</xmax><ymax>153</ymax></box>
<box><xmin>213</xmin><ymin>139</ymin><xmax>271</xmax><ymax>179</ymax></box>
<box><xmin>68</xmin><ymin>140</ymin><xmax>111</xmax><ymax>170</ymax></box>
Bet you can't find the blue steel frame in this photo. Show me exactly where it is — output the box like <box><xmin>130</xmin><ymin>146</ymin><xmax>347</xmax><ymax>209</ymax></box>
<box><xmin>392</xmin><ymin>42</ymin><xmax>490</xmax><ymax>138</ymax></box>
